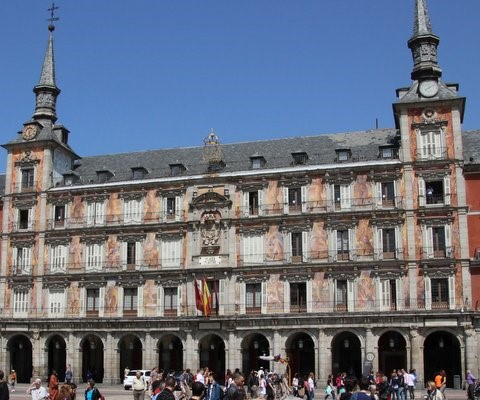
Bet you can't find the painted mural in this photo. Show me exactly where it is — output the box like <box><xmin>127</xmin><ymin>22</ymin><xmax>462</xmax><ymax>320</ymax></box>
<box><xmin>67</xmin><ymin>283</ymin><xmax>81</xmax><ymax>316</ymax></box>
<box><xmin>143</xmin><ymin>233</ymin><xmax>159</xmax><ymax>267</ymax></box>
<box><xmin>144</xmin><ymin>189</ymin><xmax>159</xmax><ymax>222</ymax></box>
<box><xmin>264</xmin><ymin>181</ymin><xmax>282</xmax><ymax>214</ymax></box>
<box><xmin>353</xmin><ymin>174</ymin><xmax>372</xmax><ymax>206</ymax></box>
<box><xmin>357</xmin><ymin>271</ymin><xmax>375</xmax><ymax>309</ymax></box>
<box><xmin>265</xmin><ymin>226</ymin><xmax>284</xmax><ymax>261</ymax></box>
<box><xmin>310</xmin><ymin>221</ymin><xmax>328</xmax><ymax>260</ymax></box>
<box><xmin>105</xmin><ymin>235</ymin><xmax>120</xmax><ymax>268</ymax></box>
<box><xmin>104</xmin><ymin>282</ymin><xmax>118</xmax><ymax>315</ymax></box>
<box><xmin>311</xmin><ymin>272</ymin><xmax>330</xmax><ymax>311</ymax></box>
<box><xmin>356</xmin><ymin>219</ymin><xmax>374</xmax><ymax>257</ymax></box>
<box><xmin>69</xmin><ymin>236</ymin><xmax>83</xmax><ymax>269</ymax></box>
<box><xmin>308</xmin><ymin>177</ymin><xmax>327</xmax><ymax>210</ymax></box>
<box><xmin>70</xmin><ymin>195</ymin><xmax>84</xmax><ymax>225</ymax></box>
<box><xmin>143</xmin><ymin>279</ymin><xmax>158</xmax><ymax>316</ymax></box>
<box><xmin>267</xmin><ymin>274</ymin><xmax>284</xmax><ymax>313</ymax></box>
<box><xmin>416</xmin><ymin>275</ymin><xmax>425</xmax><ymax>308</ymax></box>
<box><xmin>106</xmin><ymin>193</ymin><xmax>121</xmax><ymax>223</ymax></box>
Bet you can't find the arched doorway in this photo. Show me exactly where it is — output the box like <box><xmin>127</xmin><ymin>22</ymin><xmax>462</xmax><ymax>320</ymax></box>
<box><xmin>199</xmin><ymin>334</ymin><xmax>225</xmax><ymax>377</ymax></box>
<box><xmin>82</xmin><ymin>335</ymin><xmax>104</xmax><ymax>382</ymax></box>
<box><xmin>159</xmin><ymin>335</ymin><xmax>183</xmax><ymax>373</ymax></box>
<box><xmin>378</xmin><ymin>331</ymin><xmax>407</xmax><ymax>376</ymax></box>
<box><xmin>286</xmin><ymin>332</ymin><xmax>315</xmax><ymax>381</ymax></box>
<box><xmin>332</xmin><ymin>332</ymin><xmax>361</xmax><ymax>378</ymax></box>
<box><xmin>424</xmin><ymin>331</ymin><xmax>461</xmax><ymax>387</ymax></box>
<box><xmin>7</xmin><ymin>335</ymin><xmax>32</xmax><ymax>383</ymax></box>
<box><xmin>119</xmin><ymin>335</ymin><xmax>143</xmax><ymax>381</ymax></box>
<box><xmin>47</xmin><ymin>335</ymin><xmax>67</xmax><ymax>381</ymax></box>
<box><xmin>241</xmin><ymin>333</ymin><xmax>270</xmax><ymax>375</ymax></box>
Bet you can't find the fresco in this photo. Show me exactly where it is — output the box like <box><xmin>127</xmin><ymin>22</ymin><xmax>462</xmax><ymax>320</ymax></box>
<box><xmin>308</xmin><ymin>177</ymin><xmax>327</xmax><ymax>210</ymax></box>
<box><xmin>310</xmin><ymin>221</ymin><xmax>328</xmax><ymax>260</ymax></box>
<box><xmin>265</xmin><ymin>181</ymin><xmax>282</xmax><ymax>215</ymax></box>
<box><xmin>416</xmin><ymin>275</ymin><xmax>425</xmax><ymax>308</ymax></box>
<box><xmin>265</xmin><ymin>226</ymin><xmax>284</xmax><ymax>261</ymax></box>
<box><xmin>104</xmin><ymin>282</ymin><xmax>118</xmax><ymax>315</ymax></box>
<box><xmin>143</xmin><ymin>233</ymin><xmax>159</xmax><ymax>267</ymax></box>
<box><xmin>266</xmin><ymin>274</ymin><xmax>284</xmax><ymax>313</ymax></box>
<box><xmin>143</xmin><ymin>279</ymin><xmax>158</xmax><ymax>316</ymax></box>
<box><xmin>356</xmin><ymin>219</ymin><xmax>374</xmax><ymax>257</ymax></box>
<box><xmin>311</xmin><ymin>272</ymin><xmax>330</xmax><ymax>311</ymax></box>
<box><xmin>106</xmin><ymin>193</ymin><xmax>121</xmax><ymax>223</ymax></box>
<box><xmin>70</xmin><ymin>196</ymin><xmax>84</xmax><ymax>225</ymax></box>
<box><xmin>144</xmin><ymin>190</ymin><xmax>159</xmax><ymax>222</ymax></box>
<box><xmin>105</xmin><ymin>235</ymin><xmax>120</xmax><ymax>268</ymax></box>
<box><xmin>357</xmin><ymin>271</ymin><xmax>375</xmax><ymax>309</ymax></box>
<box><xmin>67</xmin><ymin>283</ymin><xmax>81</xmax><ymax>316</ymax></box>
<box><xmin>353</xmin><ymin>174</ymin><xmax>372</xmax><ymax>206</ymax></box>
<box><xmin>404</xmin><ymin>274</ymin><xmax>410</xmax><ymax>308</ymax></box>
<box><xmin>69</xmin><ymin>236</ymin><xmax>83</xmax><ymax>269</ymax></box>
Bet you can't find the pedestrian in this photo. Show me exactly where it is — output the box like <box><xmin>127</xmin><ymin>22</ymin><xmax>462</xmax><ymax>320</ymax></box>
<box><xmin>226</xmin><ymin>372</ymin><xmax>246</xmax><ymax>400</ymax></box>
<box><xmin>49</xmin><ymin>370</ymin><xmax>59</xmax><ymax>400</ymax></box>
<box><xmin>28</xmin><ymin>378</ymin><xmax>48</xmax><ymax>400</ymax></box>
<box><xmin>7</xmin><ymin>371</ymin><xmax>15</xmax><ymax>393</ymax></box>
<box><xmin>132</xmin><ymin>370</ymin><xmax>146</xmax><ymax>400</ymax></box>
<box><xmin>466</xmin><ymin>370</ymin><xmax>476</xmax><ymax>386</ymax></box>
<box><xmin>191</xmin><ymin>381</ymin><xmax>206</xmax><ymax>400</ymax></box>
<box><xmin>325</xmin><ymin>374</ymin><xmax>335</xmax><ymax>400</ymax></box>
<box><xmin>84</xmin><ymin>380</ymin><xmax>103</xmax><ymax>400</ymax></box>
<box><xmin>65</xmin><ymin>365</ymin><xmax>74</xmax><ymax>384</ymax></box>
<box><xmin>156</xmin><ymin>376</ymin><xmax>176</xmax><ymax>400</ymax></box>
<box><xmin>308</xmin><ymin>373</ymin><xmax>315</xmax><ymax>400</ymax></box>
<box><xmin>0</xmin><ymin>370</ymin><xmax>9</xmax><ymax>400</ymax></box>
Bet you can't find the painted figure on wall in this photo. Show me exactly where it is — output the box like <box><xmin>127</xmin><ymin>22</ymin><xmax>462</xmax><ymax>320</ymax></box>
<box><xmin>143</xmin><ymin>279</ymin><xmax>157</xmax><ymax>316</ymax></box>
<box><xmin>353</xmin><ymin>174</ymin><xmax>371</xmax><ymax>206</ymax></box>
<box><xmin>104</xmin><ymin>283</ymin><xmax>118</xmax><ymax>315</ymax></box>
<box><xmin>265</xmin><ymin>181</ymin><xmax>282</xmax><ymax>214</ymax></box>
<box><xmin>144</xmin><ymin>190</ymin><xmax>159</xmax><ymax>222</ymax></box>
<box><xmin>265</xmin><ymin>226</ymin><xmax>284</xmax><ymax>261</ymax></box>
<box><xmin>70</xmin><ymin>196</ymin><xmax>84</xmax><ymax>226</ymax></box>
<box><xmin>312</xmin><ymin>272</ymin><xmax>330</xmax><ymax>311</ymax></box>
<box><xmin>143</xmin><ymin>233</ymin><xmax>159</xmax><ymax>267</ymax></box>
<box><xmin>69</xmin><ymin>236</ymin><xmax>83</xmax><ymax>269</ymax></box>
<box><xmin>105</xmin><ymin>235</ymin><xmax>120</xmax><ymax>268</ymax></box>
<box><xmin>106</xmin><ymin>193</ymin><xmax>121</xmax><ymax>223</ymax></box>
<box><xmin>308</xmin><ymin>177</ymin><xmax>327</xmax><ymax>210</ymax></box>
<box><xmin>356</xmin><ymin>219</ymin><xmax>374</xmax><ymax>256</ymax></box>
<box><xmin>310</xmin><ymin>221</ymin><xmax>328</xmax><ymax>259</ymax></box>
<box><xmin>68</xmin><ymin>283</ymin><xmax>81</xmax><ymax>315</ymax></box>
<box><xmin>357</xmin><ymin>271</ymin><xmax>375</xmax><ymax>309</ymax></box>
<box><xmin>267</xmin><ymin>274</ymin><xmax>284</xmax><ymax>313</ymax></box>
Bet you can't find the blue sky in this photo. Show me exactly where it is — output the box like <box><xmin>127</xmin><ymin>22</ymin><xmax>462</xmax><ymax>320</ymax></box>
<box><xmin>0</xmin><ymin>1</ymin><xmax>479</xmax><ymax>172</ymax></box>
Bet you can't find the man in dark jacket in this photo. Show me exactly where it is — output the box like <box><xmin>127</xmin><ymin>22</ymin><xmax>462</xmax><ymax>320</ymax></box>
<box><xmin>157</xmin><ymin>376</ymin><xmax>176</xmax><ymax>400</ymax></box>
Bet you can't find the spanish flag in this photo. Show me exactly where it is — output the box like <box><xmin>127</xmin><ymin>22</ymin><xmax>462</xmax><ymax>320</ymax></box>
<box><xmin>202</xmin><ymin>277</ymin><xmax>212</xmax><ymax>317</ymax></box>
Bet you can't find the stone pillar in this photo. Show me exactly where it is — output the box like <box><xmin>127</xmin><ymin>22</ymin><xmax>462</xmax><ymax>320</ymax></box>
<box><xmin>103</xmin><ymin>332</ymin><xmax>118</xmax><ymax>384</ymax></box>
<box><xmin>184</xmin><ymin>330</ymin><xmax>196</xmax><ymax>370</ymax></box>
<box><xmin>318</xmin><ymin>329</ymin><xmax>330</xmax><ymax>384</ymax></box>
<box><xmin>143</xmin><ymin>333</ymin><xmax>156</xmax><ymax>371</ymax></box>
<box><xmin>226</xmin><ymin>330</ymin><xmax>237</xmax><ymax>370</ymax></box>
<box><xmin>464</xmin><ymin>327</ymin><xmax>478</xmax><ymax>378</ymax></box>
<box><xmin>410</xmin><ymin>327</ymin><xmax>424</xmax><ymax>387</ymax></box>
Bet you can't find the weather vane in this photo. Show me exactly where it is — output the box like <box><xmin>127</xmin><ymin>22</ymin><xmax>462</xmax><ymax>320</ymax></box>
<box><xmin>47</xmin><ymin>2</ymin><xmax>59</xmax><ymax>31</ymax></box>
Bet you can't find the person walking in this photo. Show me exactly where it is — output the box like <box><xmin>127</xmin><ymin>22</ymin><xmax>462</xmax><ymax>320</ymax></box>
<box><xmin>0</xmin><ymin>371</ymin><xmax>9</xmax><ymax>400</ymax></box>
<box><xmin>7</xmin><ymin>371</ymin><xmax>15</xmax><ymax>393</ymax></box>
<box><xmin>84</xmin><ymin>380</ymin><xmax>103</xmax><ymax>400</ymax></box>
<box><xmin>28</xmin><ymin>378</ymin><xmax>48</xmax><ymax>400</ymax></box>
<box><xmin>132</xmin><ymin>370</ymin><xmax>146</xmax><ymax>400</ymax></box>
<box><xmin>65</xmin><ymin>365</ymin><xmax>74</xmax><ymax>384</ymax></box>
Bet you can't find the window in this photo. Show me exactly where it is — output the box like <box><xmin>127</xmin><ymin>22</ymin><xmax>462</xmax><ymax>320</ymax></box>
<box><xmin>432</xmin><ymin>227</ymin><xmax>446</xmax><ymax>258</ymax></box>
<box><xmin>288</xmin><ymin>187</ymin><xmax>302</xmax><ymax>212</ymax></box>
<box><xmin>380</xmin><ymin>279</ymin><xmax>397</xmax><ymax>311</ymax></box>
<box><xmin>431</xmin><ymin>278</ymin><xmax>448</xmax><ymax>309</ymax></box>
<box><xmin>250</xmin><ymin>157</ymin><xmax>265</xmax><ymax>169</ymax></box>
<box><xmin>86</xmin><ymin>288</ymin><xmax>99</xmax><ymax>317</ymax></box>
<box><xmin>335</xmin><ymin>280</ymin><xmax>348</xmax><ymax>311</ymax></box>
<box><xmin>423</xmin><ymin>225</ymin><xmax>451</xmax><ymax>259</ymax></box>
<box><xmin>205</xmin><ymin>280</ymin><xmax>219</xmax><ymax>315</ymax></box>
<box><xmin>290</xmin><ymin>282</ymin><xmax>307</xmax><ymax>312</ymax></box>
<box><xmin>246</xmin><ymin>283</ymin><xmax>262</xmax><ymax>314</ymax></box>
<box><xmin>85</xmin><ymin>243</ymin><xmax>104</xmax><ymax>272</ymax></box>
<box><xmin>336</xmin><ymin>149</ymin><xmax>351</xmax><ymax>162</ymax></box>
<box><xmin>291</xmin><ymin>232</ymin><xmax>303</xmax><ymax>263</ymax></box>
<box><xmin>124</xmin><ymin>198</ymin><xmax>143</xmax><ymax>224</ymax></box>
<box><xmin>418</xmin><ymin>176</ymin><xmax>450</xmax><ymax>207</ymax></box>
<box><xmin>418</xmin><ymin>129</ymin><xmax>443</xmax><ymax>159</ymax></box>
<box><xmin>14</xmin><ymin>247</ymin><xmax>32</xmax><ymax>275</ymax></box>
<box><xmin>242</xmin><ymin>234</ymin><xmax>264</xmax><ymax>264</ymax></box>
<box><xmin>21</xmin><ymin>168</ymin><xmax>34</xmax><ymax>190</ymax></box>
<box><xmin>164</xmin><ymin>287</ymin><xmax>178</xmax><ymax>316</ymax></box>
<box><xmin>292</xmin><ymin>152</ymin><xmax>308</xmax><ymax>165</ymax></box>
<box><xmin>381</xmin><ymin>182</ymin><xmax>395</xmax><ymax>207</ymax></box>
<box><xmin>334</xmin><ymin>184</ymin><xmax>351</xmax><ymax>210</ymax></box>
<box><xmin>86</xmin><ymin>201</ymin><xmax>105</xmax><ymax>226</ymax></box>
<box><xmin>249</xmin><ymin>191</ymin><xmax>259</xmax><ymax>215</ymax></box>
<box><xmin>162</xmin><ymin>195</ymin><xmax>182</xmax><ymax>221</ymax></box>
<box><xmin>166</xmin><ymin>197</ymin><xmax>176</xmax><ymax>219</ymax></box>
<box><xmin>380</xmin><ymin>147</ymin><xmax>394</xmax><ymax>159</ymax></box>
<box><xmin>382</xmin><ymin>228</ymin><xmax>396</xmax><ymax>259</ymax></box>
<box><xmin>13</xmin><ymin>290</ymin><xmax>29</xmax><ymax>317</ymax></box>
<box><xmin>132</xmin><ymin>167</ymin><xmax>147</xmax><ymax>180</ymax></box>
<box><xmin>337</xmin><ymin>230</ymin><xmax>349</xmax><ymax>260</ymax></box>
<box><xmin>242</xmin><ymin>189</ymin><xmax>264</xmax><ymax>217</ymax></box>
<box><xmin>126</xmin><ymin>242</ymin><xmax>136</xmax><ymax>270</ymax></box>
<box><xmin>18</xmin><ymin>209</ymin><xmax>30</xmax><ymax>230</ymax></box>
<box><xmin>123</xmin><ymin>288</ymin><xmax>138</xmax><ymax>317</ymax></box>
<box><xmin>170</xmin><ymin>164</ymin><xmax>186</xmax><ymax>176</ymax></box>
<box><xmin>50</xmin><ymin>245</ymin><xmax>67</xmax><ymax>273</ymax></box>
<box><xmin>161</xmin><ymin>238</ymin><xmax>182</xmax><ymax>268</ymax></box>
<box><xmin>54</xmin><ymin>205</ymin><xmax>66</xmax><ymax>228</ymax></box>
<box><xmin>425</xmin><ymin>180</ymin><xmax>444</xmax><ymax>205</ymax></box>
<box><xmin>49</xmin><ymin>290</ymin><xmax>65</xmax><ymax>317</ymax></box>
<box><xmin>96</xmin><ymin>171</ymin><xmax>112</xmax><ymax>183</ymax></box>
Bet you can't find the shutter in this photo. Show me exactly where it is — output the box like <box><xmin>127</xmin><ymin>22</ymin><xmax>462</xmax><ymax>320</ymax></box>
<box><xmin>28</xmin><ymin>208</ymin><xmax>33</xmax><ymax>230</ymax></box>
<box><xmin>445</xmin><ymin>224</ymin><xmax>452</xmax><ymax>257</ymax></box>
<box><xmin>158</xmin><ymin>286</ymin><xmax>164</xmax><ymax>316</ymax></box>
<box><xmin>86</xmin><ymin>203</ymin><xmax>94</xmax><ymax>226</ymax></box>
<box><xmin>301</xmin><ymin>186</ymin><xmax>308</xmax><ymax>213</ymax></box>
<box><xmin>261</xmin><ymin>281</ymin><xmax>267</xmax><ymax>314</ymax></box>
<box><xmin>443</xmin><ymin>176</ymin><xmax>451</xmax><ymax>206</ymax></box>
<box><xmin>97</xmin><ymin>202</ymin><xmax>105</xmax><ymax>225</ymax></box>
<box><xmin>242</xmin><ymin>192</ymin><xmax>250</xmax><ymax>217</ymax></box>
<box><xmin>306</xmin><ymin>280</ymin><xmax>312</xmax><ymax>312</ymax></box>
<box><xmin>177</xmin><ymin>284</ymin><xmax>183</xmax><ymax>316</ymax></box>
<box><xmin>121</xmin><ymin>242</ymin><xmax>127</xmax><ymax>269</ymax></box>
<box><xmin>377</xmin><ymin>228</ymin><xmax>383</xmax><ymax>260</ymax></box>
<box><xmin>218</xmin><ymin>279</ymin><xmax>225</xmax><ymax>315</ymax></box>
<box><xmin>287</xmin><ymin>232</ymin><xmax>292</xmax><ymax>262</ymax></box>
<box><xmin>124</xmin><ymin>200</ymin><xmax>131</xmax><ymax>223</ymax></box>
<box><xmin>448</xmin><ymin>275</ymin><xmax>455</xmax><ymax>310</ymax></box>
<box><xmin>12</xmin><ymin>248</ymin><xmax>18</xmax><ymax>273</ymax></box>
<box><xmin>341</xmin><ymin>185</ymin><xmax>351</xmax><ymax>209</ymax></box>
<box><xmin>394</xmin><ymin>226</ymin><xmax>401</xmax><ymax>259</ymax></box>
<box><xmin>302</xmin><ymin>231</ymin><xmax>309</xmax><ymax>262</ymax></box>
<box><xmin>162</xmin><ymin>197</ymin><xmax>168</xmax><ymax>220</ymax></box>
<box><xmin>418</xmin><ymin>177</ymin><xmax>425</xmax><ymax>207</ymax></box>
<box><xmin>381</xmin><ymin>280</ymin><xmax>390</xmax><ymax>311</ymax></box>
<box><xmin>424</xmin><ymin>277</ymin><xmax>432</xmax><ymax>310</ymax></box>
<box><xmin>175</xmin><ymin>196</ymin><xmax>182</xmax><ymax>221</ymax></box>
<box><xmin>239</xmin><ymin>283</ymin><xmax>246</xmax><ymax>315</ymax></box>
<box><xmin>137</xmin><ymin>287</ymin><xmax>143</xmax><ymax>317</ymax></box>
<box><xmin>329</xmin><ymin>229</ymin><xmax>337</xmax><ymax>261</ymax></box>
<box><xmin>283</xmin><ymin>187</ymin><xmax>289</xmax><ymax>214</ymax></box>
<box><xmin>258</xmin><ymin>189</ymin><xmax>264</xmax><ymax>216</ymax></box>
<box><xmin>348</xmin><ymin>228</ymin><xmax>355</xmax><ymax>260</ymax></box>
<box><xmin>133</xmin><ymin>199</ymin><xmax>142</xmax><ymax>223</ymax></box>
<box><xmin>426</xmin><ymin>227</ymin><xmax>433</xmax><ymax>258</ymax></box>
<box><xmin>135</xmin><ymin>242</ymin><xmax>142</xmax><ymax>269</ymax></box>
<box><xmin>347</xmin><ymin>280</ymin><xmax>355</xmax><ymax>311</ymax></box>
<box><xmin>376</xmin><ymin>182</ymin><xmax>383</xmax><ymax>207</ymax></box>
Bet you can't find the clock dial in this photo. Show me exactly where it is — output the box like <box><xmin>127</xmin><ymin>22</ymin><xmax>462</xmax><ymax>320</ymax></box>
<box><xmin>419</xmin><ymin>80</ymin><xmax>439</xmax><ymax>98</ymax></box>
<box><xmin>22</xmin><ymin>125</ymin><xmax>38</xmax><ymax>140</ymax></box>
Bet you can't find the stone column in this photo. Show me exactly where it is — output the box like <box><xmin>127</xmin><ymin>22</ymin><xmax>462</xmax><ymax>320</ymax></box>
<box><xmin>103</xmin><ymin>332</ymin><xmax>116</xmax><ymax>384</ymax></box>
<box><xmin>318</xmin><ymin>329</ymin><xmax>330</xmax><ymax>384</ymax></box>
<box><xmin>464</xmin><ymin>327</ymin><xmax>478</xmax><ymax>378</ymax></box>
<box><xmin>410</xmin><ymin>327</ymin><xmax>424</xmax><ymax>387</ymax></box>
<box><xmin>184</xmin><ymin>330</ymin><xmax>196</xmax><ymax>370</ymax></box>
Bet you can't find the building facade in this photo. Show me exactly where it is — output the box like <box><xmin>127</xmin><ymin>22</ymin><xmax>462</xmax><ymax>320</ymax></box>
<box><xmin>1</xmin><ymin>0</ymin><xmax>479</xmax><ymax>386</ymax></box>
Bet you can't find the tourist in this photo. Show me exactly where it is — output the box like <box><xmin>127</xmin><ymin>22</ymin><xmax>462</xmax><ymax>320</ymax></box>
<box><xmin>28</xmin><ymin>378</ymin><xmax>48</xmax><ymax>400</ymax></box>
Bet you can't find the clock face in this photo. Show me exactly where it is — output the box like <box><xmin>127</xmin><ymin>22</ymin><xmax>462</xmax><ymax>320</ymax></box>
<box><xmin>419</xmin><ymin>80</ymin><xmax>439</xmax><ymax>98</ymax></box>
<box><xmin>366</xmin><ymin>352</ymin><xmax>375</xmax><ymax>361</ymax></box>
<box><xmin>22</xmin><ymin>125</ymin><xmax>38</xmax><ymax>141</ymax></box>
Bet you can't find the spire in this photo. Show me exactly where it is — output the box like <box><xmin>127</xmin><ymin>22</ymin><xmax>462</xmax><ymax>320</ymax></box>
<box><xmin>407</xmin><ymin>0</ymin><xmax>442</xmax><ymax>81</ymax></box>
<box><xmin>32</xmin><ymin>4</ymin><xmax>61</xmax><ymax>124</ymax></box>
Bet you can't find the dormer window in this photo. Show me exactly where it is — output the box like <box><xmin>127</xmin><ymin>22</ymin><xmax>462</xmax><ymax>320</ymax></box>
<box><xmin>207</xmin><ymin>160</ymin><xmax>226</xmax><ymax>172</ymax></box>
<box><xmin>170</xmin><ymin>163</ymin><xmax>186</xmax><ymax>176</ymax></box>
<box><xmin>292</xmin><ymin>152</ymin><xmax>308</xmax><ymax>165</ymax></box>
<box><xmin>250</xmin><ymin>156</ymin><xmax>265</xmax><ymax>169</ymax></box>
<box><xmin>380</xmin><ymin>146</ymin><xmax>396</xmax><ymax>159</ymax></box>
<box><xmin>336</xmin><ymin>149</ymin><xmax>351</xmax><ymax>162</ymax></box>
<box><xmin>131</xmin><ymin>167</ymin><xmax>148</xmax><ymax>180</ymax></box>
<box><xmin>96</xmin><ymin>170</ymin><xmax>113</xmax><ymax>183</ymax></box>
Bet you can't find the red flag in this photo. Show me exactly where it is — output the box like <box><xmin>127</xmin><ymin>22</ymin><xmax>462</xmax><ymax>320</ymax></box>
<box><xmin>213</xmin><ymin>279</ymin><xmax>219</xmax><ymax>315</ymax></box>
<box><xmin>194</xmin><ymin>278</ymin><xmax>204</xmax><ymax>313</ymax></box>
<box><xmin>202</xmin><ymin>277</ymin><xmax>212</xmax><ymax>317</ymax></box>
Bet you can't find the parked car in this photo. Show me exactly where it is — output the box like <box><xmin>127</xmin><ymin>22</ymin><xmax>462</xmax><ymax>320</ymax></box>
<box><xmin>123</xmin><ymin>369</ymin><xmax>151</xmax><ymax>390</ymax></box>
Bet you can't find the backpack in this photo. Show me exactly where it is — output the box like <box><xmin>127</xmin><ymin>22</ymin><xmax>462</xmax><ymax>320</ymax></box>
<box><xmin>474</xmin><ymin>382</ymin><xmax>480</xmax><ymax>398</ymax></box>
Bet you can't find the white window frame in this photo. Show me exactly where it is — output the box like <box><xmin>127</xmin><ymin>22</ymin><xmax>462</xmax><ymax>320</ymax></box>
<box><xmin>85</xmin><ymin>243</ymin><xmax>104</xmax><ymax>272</ymax></box>
<box><xmin>123</xmin><ymin>198</ymin><xmax>143</xmax><ymax>224</ymax></box>
<box><xmin>13</xmin><ymin>246</ymin><xmax>32</xmax><ymax>275</ymax></box>
<box><xmin>121</xmin><ymin>241</ymin><xmax>142</xmax><ymax>270</ymax></box>
<box><xmin>333</xmin><ymin>183</ymin><xmax>352</xmax><ymax>210</ymax></box>
<box><xmin>162</xmin><ymin>195</ymin><xmax>183</xmax><ymax>222</ymax></box>
<box><xmin>242</xmin><ymin>189</ymin><xmax>265</xmax><ymax>217</ymax></box>
<box><xmin>418</xmin><ymin>128</ymin><xmax>444</xmax><ymax>160</ymax></box>
<box><xmin>50</xmin><ymin>244</ymin><xmax>68</xmax><ymax>273</ymax></box>
<box><xmin>48</xmin><ymin>289</ymin><xmax>66</xmax><ymax>317</ymax></box>
<box><xmin>13</xmin><ymin>290</ymin><xmax>29</xmax><ymax>317</ymax></box>
<box><xmin>242</xmin><ymin>234</ymin><xmax>265</xmax><ymax>264</ymax></box>
<box><xmin>161</xmin><ymin>237</ymin><xmax>182</xmax><ymax>268</ymax></box>
<box><xmin>86</xmin><ymin>201</ymin><xmax>105</xmax><ymax>226</ymax></box>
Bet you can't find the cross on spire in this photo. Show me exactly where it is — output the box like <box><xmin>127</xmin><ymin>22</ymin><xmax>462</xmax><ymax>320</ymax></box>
<box><xmin>47</xmin><ymin>2</ymin><xmax>59</xmax><ymax>31</ymax></box>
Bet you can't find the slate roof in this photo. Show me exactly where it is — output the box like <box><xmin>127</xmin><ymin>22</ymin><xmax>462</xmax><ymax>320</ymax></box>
<box><xmin>462</xmin><ymin>130</ymin><xmax>480</xmax><ymax>167</ymax></box>
<box><xmin>65</xmin><ymin>128</ymin><xmax>400</xmax><ymax>185</ymax></box>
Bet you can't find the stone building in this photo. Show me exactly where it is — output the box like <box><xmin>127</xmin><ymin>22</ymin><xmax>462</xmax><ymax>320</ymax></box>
<box><xmin>1</xmin><ymin>0</ymin><xmax>479</xmax><ymax>386</ymax></box>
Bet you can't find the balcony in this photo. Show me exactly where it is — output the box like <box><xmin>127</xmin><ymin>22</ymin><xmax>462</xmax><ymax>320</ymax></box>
<box><xmin>421</xmin><ymin>246</ymin><xmax>454</xmax><ymax>260</ymax></box>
